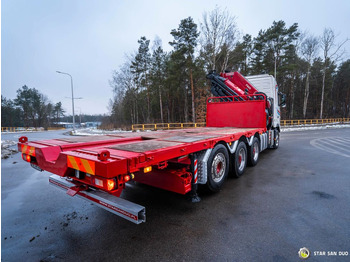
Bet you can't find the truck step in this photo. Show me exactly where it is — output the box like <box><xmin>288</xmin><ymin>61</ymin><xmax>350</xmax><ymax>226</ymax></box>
<box><xmin>49</xmin><ymin>175</ymin><xmax>146</xmax><ymax>224</ymax></box>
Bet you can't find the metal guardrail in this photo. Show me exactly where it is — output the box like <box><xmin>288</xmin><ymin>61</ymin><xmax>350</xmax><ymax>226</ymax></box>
<box><xmin>280</xmin><ymin>118</ymin><xmax>350</xmax><ymax>126</ymax></box>
<box><xmin>47</xmin><ymin>127</ymin><xmax>66</xmax><ymax>131</ymax></box>
<box><xmin>132</xmin><ymin>118</ymin><xmax>350</xmax><ymax>131</ymax></box>
<box><xmin>1</xmin><ymin>127</ymin><xmax>65</xmax><ymax>132</ymax></box>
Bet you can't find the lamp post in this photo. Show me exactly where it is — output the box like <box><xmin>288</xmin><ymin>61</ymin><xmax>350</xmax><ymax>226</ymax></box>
<box><xmin>56</xmin><ymin>71</ymin><xmax>76</xmax><ymax>132</ymax></box>
<box><xmin>274</xmin><ymin>51</ymin><xmax>277</xmax><ymax>79</ymax></box>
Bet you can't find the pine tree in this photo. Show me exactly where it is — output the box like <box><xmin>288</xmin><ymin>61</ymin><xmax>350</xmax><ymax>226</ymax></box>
<box><xmin>169</xmin><ymin>17</ymin><xmax>199</xmax><ymax>122</ymax></box>
<box><xmin>150</xmin><ymin>39</ymin><xmax>167</xmax><ymax>123</ymax></box>
<box><xmin>131</xmin><ymin>36</ymin><xmax>152</xmax><ymax>122</ymax></box>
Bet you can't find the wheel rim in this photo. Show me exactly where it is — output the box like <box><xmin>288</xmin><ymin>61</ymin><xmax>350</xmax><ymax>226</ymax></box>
<box><xmin>211</xmin><ymin>152</ymin><xmax>226</xmax><ymax>183</ymax></box>
<box><xmin>238</xmin><ymin>148</ymin><xmax>246</xmax><ymax>172</ymax></box>
<box><xmin>253</xmin><ymin>142</ymin><xmax>259</xmax><ymax>161</ymax></box>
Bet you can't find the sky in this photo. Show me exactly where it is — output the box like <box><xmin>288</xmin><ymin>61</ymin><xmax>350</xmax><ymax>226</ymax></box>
<box><xmin>2</xmin><ymin>0</ymin><xmax>350</xmax><ymax>115</ymax></box>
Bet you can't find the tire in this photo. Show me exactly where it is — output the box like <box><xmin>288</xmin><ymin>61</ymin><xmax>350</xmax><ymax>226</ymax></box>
<box><xmin>248</xmin><ymin>137</ymin><xmax>260</xmax><ymax>166</ymax></box>
<box><xmin>233</xmin><ymin>141</ymin><xmax>247</xmax><ymax>178</ymax></box>
<box><xmin>272</xmin><ymin>129</ymin><xmax>279</xmax><ymax>149</ymax></box>
<box><xmin>206</xmin><ymin>144</ymin><xmax>229</xmax><ymax>192</ymax></box>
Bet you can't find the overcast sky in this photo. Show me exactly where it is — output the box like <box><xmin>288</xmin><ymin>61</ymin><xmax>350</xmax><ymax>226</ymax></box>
<box><xmin>2</xmin><ymin>0</ymin><xmax>350</xmax><ymax>115</ymax></box>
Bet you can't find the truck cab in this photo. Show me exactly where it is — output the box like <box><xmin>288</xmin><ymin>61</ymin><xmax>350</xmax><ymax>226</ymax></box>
<box><xmin>246</xmin><ymin>74</ymin><xmax>285</xmax><ymax>131</ymax></box>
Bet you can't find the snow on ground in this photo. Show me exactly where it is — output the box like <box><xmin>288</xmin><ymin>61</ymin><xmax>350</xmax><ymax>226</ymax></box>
<box><xmin>72</xmin><ymin>128</ymin><xmax>132</xmax><ymax>136</ymax></box>
<box><xmin>1</xmin><ymin>140</ymin><xmax>18</xmax><ymax>159</ymax></box>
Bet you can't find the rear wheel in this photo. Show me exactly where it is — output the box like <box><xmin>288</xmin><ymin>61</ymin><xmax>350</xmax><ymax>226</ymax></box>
<box><xmin>233</xmin><ymin>141</ymin><xmax>247</xmax><ymax>178</ymax></box>
<box><xmin>206</xmin><ymin>144</ymin><xmax>229</xmax><ymax>192</ymax></box>
<box><xmin>248</xmin><ymin>137</ymin><xmax>260</xmax><ymax>166</ymax></box>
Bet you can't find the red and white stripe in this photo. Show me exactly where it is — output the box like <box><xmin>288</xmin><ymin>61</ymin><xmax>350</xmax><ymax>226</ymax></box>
<box><xmin>194</xmin><ymin>159</ymin><xmax>198</xmax><ymax>184</ymax></box>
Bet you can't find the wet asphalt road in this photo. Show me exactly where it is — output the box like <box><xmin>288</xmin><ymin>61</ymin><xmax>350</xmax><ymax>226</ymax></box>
<box><xmin>1</xmin><ymin>128</ymin><xmax>350</xmax><ymax>262</ymax></box>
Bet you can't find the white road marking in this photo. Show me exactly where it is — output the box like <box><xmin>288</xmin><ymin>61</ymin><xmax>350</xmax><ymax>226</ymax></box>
<box><xmin>310</xmin><ymin>137</ymin><xmax>350</xmax><ymax>158</ymax></box>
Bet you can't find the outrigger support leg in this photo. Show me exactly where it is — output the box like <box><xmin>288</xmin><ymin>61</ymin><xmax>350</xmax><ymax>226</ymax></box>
<box><xmin>189</xmin><ymin>155</ymin><xmax>201</xmax><ymax>203</ymax></box>
<box><xmin>190</xmin><ymin>183</ymin><xmax>201</xmax><ymax>203</ymax></box>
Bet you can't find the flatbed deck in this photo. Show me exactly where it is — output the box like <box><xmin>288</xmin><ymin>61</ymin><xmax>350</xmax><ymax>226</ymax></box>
<box><xmin>19</xmin><ymin>127</ymin><xmax>264</xmax><ymax>179</ymax></box>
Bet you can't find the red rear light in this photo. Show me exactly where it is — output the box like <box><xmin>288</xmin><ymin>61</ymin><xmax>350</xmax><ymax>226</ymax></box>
<box><xmin>92</xmin><ymin>177</ymin><xmax>116</xmax><ymax>191</ymax></box>
<box><xmin>107</xmin><ymin>179</ymin><xmax>116</xmax><ymax>191</ymax></box>
<box><xmin>124</xmin><ymin>175</ymin><xmax>131</xmax><ymax>182</ymax></box>
<box><xmin>22</xmin><ymin>154</ymin><xmax>31</xmax><ymax>162</ymax></box>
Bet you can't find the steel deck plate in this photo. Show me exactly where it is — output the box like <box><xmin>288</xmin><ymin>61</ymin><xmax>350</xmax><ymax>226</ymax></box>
<box><xmin>109</xmin><ymin>140</ymin><xmax>183</xmax><ymax>153</ymax></box>
<box><xmin>57</xmin><ymin>135</ymin><xmax>122</xmax><ymax>143</ymax></box>
<box><xmin>163</xmin><ymin>134</ymin><xmax>220</xmax><ymax>143</ymax></box>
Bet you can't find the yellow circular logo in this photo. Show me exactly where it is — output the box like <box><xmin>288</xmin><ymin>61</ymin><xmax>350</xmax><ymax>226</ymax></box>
<box><xmin>299</xmin><ymin>247</ymin><xmax>310</xmax><ymax>259</ymax></box>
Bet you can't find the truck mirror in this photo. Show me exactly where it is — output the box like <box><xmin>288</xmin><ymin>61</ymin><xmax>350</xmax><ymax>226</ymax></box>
<box><xmin>278</xmin><ymin>93</ymin><xmax>286</xmax><ymax>108</ymax></box>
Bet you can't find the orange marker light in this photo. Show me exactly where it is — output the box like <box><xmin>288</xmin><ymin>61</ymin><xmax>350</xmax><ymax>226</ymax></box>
<box><xmin>144</xmin><ymin>166</ymin><xmax>152</xmax><ymax>173</ymax></box>
<box><xmin>106</xmin><ymin>179</ymin><xmax>116</xmax><ymax>191</ymax></box>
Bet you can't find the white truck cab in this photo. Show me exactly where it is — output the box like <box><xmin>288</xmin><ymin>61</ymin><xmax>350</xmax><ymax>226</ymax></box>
<box><xmin>246</xmin><ymin>74</ymin><xmax>286</xmax><ymax>130</ymax></box>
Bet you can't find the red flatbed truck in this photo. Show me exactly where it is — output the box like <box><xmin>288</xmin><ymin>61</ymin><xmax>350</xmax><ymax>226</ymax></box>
<box><xmin>18</xmin><ymin>72</ymin><xmax>286</xmax><ymax>224</ymax></box>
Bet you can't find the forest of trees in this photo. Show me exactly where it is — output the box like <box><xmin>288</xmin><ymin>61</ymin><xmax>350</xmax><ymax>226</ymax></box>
<box><xmin>1</xmin><ymin>85</ymin><xmax>106</xmax><ymax>128</ymax></box>
<box><xmin>1</xmin><ymin>86</ymin><xmax>65</xmax><ymax>128</ymax></box>
<box><xmin>108</xmin><ymin>7</ymin><xmax>350</xmax><ymax>127</ymax></box>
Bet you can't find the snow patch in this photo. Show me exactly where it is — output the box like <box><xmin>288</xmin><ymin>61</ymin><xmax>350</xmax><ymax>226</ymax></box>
<box><xmin>1</xmin><ymin>140</ymin><xmax>18</xmax><ymax>159</ymax></box>
<box><xmin>71</xmin><ymin>128</ymin><xmax>132</xmax><ymax>136</ymax></box>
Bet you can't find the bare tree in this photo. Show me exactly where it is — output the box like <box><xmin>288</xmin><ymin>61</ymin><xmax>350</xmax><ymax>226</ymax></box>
<box><xmin>301</xmin><ymin>34</ymin><xmax>319</xmax><ymax>118</ymax></box>
<box><xmin>200</xmin><ymin>6</ymin><xmax>238</xmax><ymax>72</ymax></box>
<box><xmin>319</xmin><ymin>28</ymin><xmax>348</xmax><ymax>118</ymax></box>
<box><xmin>110</xmin><ymin>60</ymin><xmax>139</xmax><ymax>124</ymax></box>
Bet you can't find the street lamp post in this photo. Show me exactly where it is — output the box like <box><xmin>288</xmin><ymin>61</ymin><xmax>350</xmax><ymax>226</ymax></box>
<box><xmin>274</xmin><ymin>52</ymin><xmax>277</xmax><ymax>79</ymax></box>
<box><xmin>56</xmin><ymin>71</ymin><xmax>76</xmax><ymax>132</ymax></box>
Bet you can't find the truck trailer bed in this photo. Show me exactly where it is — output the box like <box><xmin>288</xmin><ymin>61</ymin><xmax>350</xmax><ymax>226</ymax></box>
<box><xmin>18</xmin><ymin>126</ymin><xmax>266</xmax><ymax>223</ymax></box>
<box><xmin>19</xmin><ymin>127</ymin><xmax>264</xmax><ymax>179</ymax></box>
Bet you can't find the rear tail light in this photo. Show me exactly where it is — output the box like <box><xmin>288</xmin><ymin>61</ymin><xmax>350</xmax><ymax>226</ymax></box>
<box><xmin>123</xmin><ymin>174</ymin><xmax>134</xmax><ymax>183</ymax></box>
<box><xmin>72</xmin><ymin>171</ymin><xmax>134</xmax><ymax>192</ymax></box>
<box><xmin>22</xmin><ymin>153</ymin><xmax>32</xmax><ymax>162</ymax></box>
<box><xmin>92</xmin><ymin>177</ymin><xmax>117</xmax><ymax>191</ymax></box>
<box><xmin>124</xmin><ymin>175</ymin><xmax>131</xmax><ymax>182</ymax></box>
<box><xmin>107</xmin><ymin>179</ymin><xmax>116</xmax><ymax>191</ymax></box>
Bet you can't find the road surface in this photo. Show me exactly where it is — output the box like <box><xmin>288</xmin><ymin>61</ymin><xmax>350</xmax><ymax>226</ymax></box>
<box><xmin>2</xmin><ymin>128</ymin><xmax>350</xmax><ymax>261</ymax></box>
